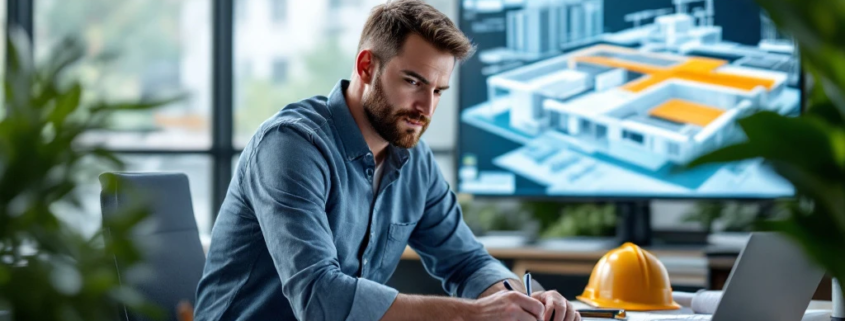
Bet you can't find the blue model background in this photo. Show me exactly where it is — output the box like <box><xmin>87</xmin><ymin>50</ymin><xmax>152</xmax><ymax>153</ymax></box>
<box><xmin>457</xmin><ymin>0</ymin><xmax>800</xmax><ymax>198</ymax></box>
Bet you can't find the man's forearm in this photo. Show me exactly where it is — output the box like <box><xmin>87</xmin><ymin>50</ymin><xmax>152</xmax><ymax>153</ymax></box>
<box><xmin>381</xmin><ymin>293</ymin><xmax>473</xmax><ymax>321</ymax></box>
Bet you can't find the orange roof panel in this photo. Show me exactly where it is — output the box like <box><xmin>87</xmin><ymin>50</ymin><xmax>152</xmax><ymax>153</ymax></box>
<box><xmin>573</xmin><ymin>47</ymin><xmax>776</xmax><ymax>93</ymax></box>
<box><xmin>648</xmin><ymin>99</ymin><xmax>725</xmax><ymax>127</ymax></box>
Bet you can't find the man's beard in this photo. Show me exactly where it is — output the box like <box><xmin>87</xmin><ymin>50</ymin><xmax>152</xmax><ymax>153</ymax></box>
<box><xmin>363</xmin><ymin>76</ymin><xmax>430</xmax><ymax>149</ymax></box>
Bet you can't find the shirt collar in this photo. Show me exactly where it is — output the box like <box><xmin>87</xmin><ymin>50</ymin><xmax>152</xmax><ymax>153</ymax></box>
<box><xmin>327</xmin><ymin>79</ymin><xmax>372</xmax><ymax>161</ymax></box>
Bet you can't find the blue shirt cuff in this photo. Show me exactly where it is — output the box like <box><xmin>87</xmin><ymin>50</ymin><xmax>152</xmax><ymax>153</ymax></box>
<box><xmin>460</xmin><ymin>261</ymin><xmax>520</xmax><ymax>299</ymax></box>
<box><xmin>345</xmin><ymin>277</ymin><xmax>399</xmax><ymax>321</ymax></box>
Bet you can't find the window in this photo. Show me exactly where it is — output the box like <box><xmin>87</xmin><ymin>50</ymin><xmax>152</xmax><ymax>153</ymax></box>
<box><xmin>236</xmin><ymin>0</ymin><xmax>249</xmax><ymax>20</ymax></box>
<box><xmin>494</xmin><ymin>87</ymin><xmax>510</xmax><ymax>97</ymax></box>
<box><xmin>580</xmin><ymin>118</ymin><xmax>593</xmax><ymax>135</ymax></box>
<box><xmin>622</xmin><ymin>130</ymin><xmax>645</xmax><ymax>144</ymax></box>
<box><xmin>667</xmin><ymin>141</ymin><xmax>680</xmax><ymax>156</ymax></box>
<box><xmin>272</xmin><ymin>59</ymin><xmax>289</xmax><ymax>84</ymax></box>
<box><xmin>35</xmin><ymin>0</ymin><xmax>212</xmax><ymax>150</ymax></box>
<box><xmin>556</xmin><ymin>113</ymin><xmax>569</xmax><ymax>133</ymax></box>
<box><xmin>234</xmin><ymin>0</ymin><xmax>359</xmax><ymax>147</ymax></box>
<box><xmin>271</xmin><ymin>0</ymin><xmax>287</xmax><ymax>23</ymax></box>
<box><xmin>595</xmin><ymin>124</ymin><xmax>608</xmax><ymax>139</ymax></box>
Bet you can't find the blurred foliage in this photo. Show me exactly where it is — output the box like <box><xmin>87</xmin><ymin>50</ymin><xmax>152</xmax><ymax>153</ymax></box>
<box><xmin>460</xmin><ymin>196</ymin><xmax>616</xmax><ymax>238</ymax></box>
<box><xmin>0</xmin><ymin>30</ymin><xmax>176</xmax><ymax>320</ymax></box>
<box><xmin>459</xmin><ymin>196</ymin><xmax>529</xmax><ymax>234</ymax></box>
<box><xmin>540</xmin><ymin>203</ymin><xmax>616</xmax><ymax>238</ymax></box>
<box><xmin>689</xmin><ymin>0</ymin><xmax>845</xmax><ymax>299</ymax></box>
<box><xmin>521</xmin><ymin>201</ymin><xmax>568</xmax><ymax>232</ymax></box>
<box><xmin>683</xmin><ymin>201</ymin><xmax>759</xmax><ymax>233</ymax></box>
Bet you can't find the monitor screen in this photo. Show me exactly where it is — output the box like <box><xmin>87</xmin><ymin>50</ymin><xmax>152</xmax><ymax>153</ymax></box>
<box><xmin>456</xmin><ymin>0</ymin><xmax>801</xmax><ymax>199</ymax></box>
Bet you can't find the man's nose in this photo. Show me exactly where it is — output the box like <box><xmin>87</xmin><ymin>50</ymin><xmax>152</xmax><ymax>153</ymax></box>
<box><xmin>415</xmin><ymin>93</ymin><xmax>435</xmax><ymax>118</ymax></box>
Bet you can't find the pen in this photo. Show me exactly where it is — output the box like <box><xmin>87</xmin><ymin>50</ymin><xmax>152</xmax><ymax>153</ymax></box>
<box><xmin>518</xmin><ymin>273</ymin><xmax>555</xmax><ymax>321</ymax></box>
<box><xmin>504</xmin><ymin>279</ymin><xmax>549</xmax><ymax>320</ymax></box>
<box><xmin>577</xmin><ymin>308</ymin><xmax>627</xmax><ymax>320</ymax></box>
<box><xmin>523</xmin><ymin>271</ymin><xmax>532</xmax><ymax>296</ymax></box>
<box><xmin>503</xmin><ymin>279</ymin><xmax>515</xmax><ymax>291</ymax></box>
<box><xmin>523</xmin><ymin>272</ymin><xmax>557</xmax><ymax>321</ymax></box>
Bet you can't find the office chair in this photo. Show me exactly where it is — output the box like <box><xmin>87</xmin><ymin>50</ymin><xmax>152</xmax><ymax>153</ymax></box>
<box><xmin>99</xmin><ymin>172</ymin><xmax>206</xmax><ymax>321</ymax></box>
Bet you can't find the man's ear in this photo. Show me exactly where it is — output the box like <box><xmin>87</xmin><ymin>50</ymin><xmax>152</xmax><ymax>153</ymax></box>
<box><xmin>355</xmin><ymin>49</ymin><xmax>378</xmax><ymax>85</ymax></box>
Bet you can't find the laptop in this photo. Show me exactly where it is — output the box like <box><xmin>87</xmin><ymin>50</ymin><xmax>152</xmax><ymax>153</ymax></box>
<box><xmin>622</xmin><ymin>232</ymin><xmax>825</xmax><ymax>321</ymax></box>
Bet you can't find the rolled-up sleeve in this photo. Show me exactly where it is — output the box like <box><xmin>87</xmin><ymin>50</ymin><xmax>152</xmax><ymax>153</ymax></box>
<box><xmin>245</xmin><ymin>123</ymin><xmax>397</xmax><ymax>321</ymax></box>
<box><xmin>408</xmin><ymin>149</ymin><xmax>519</xmax><ymax>299</ymax></box>
<box><xmin>348</xmin><ymin>278</ymin><xmax>399</xmax><ymax>320</ymax></box>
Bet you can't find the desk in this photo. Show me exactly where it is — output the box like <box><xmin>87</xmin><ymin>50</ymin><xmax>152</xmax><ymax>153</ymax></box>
<box><xmin>392</xmin><ymin>246</ymin><xmax>708</xmax><ymax>298</ymax></box>
<box><xmin>401</xmin><ymin>246</ymin><xmax>707</xmax><ymax>286</ymax></box>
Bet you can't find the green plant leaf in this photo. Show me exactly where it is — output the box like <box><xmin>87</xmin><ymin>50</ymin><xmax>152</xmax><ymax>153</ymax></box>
<box><xmin>686</xmin><ymin>141</ymin><xmax>762</xmax><ymax>168</ymax></box>
<box><xmin>805</xmin><ymin>100</ymin><xmax>844</xmax><ymax>126</ymax></box>
<box><xmin>830</xmin><ymin>129</ymin><xmax>845</xmax><ymax>167</ymax></box>
<box><xmin>41</xmin><ymin>38</ymin><xmax>86</xmax><ymax>83</ymax></box>
<box><xmin>772</xmin><ymin>162</ymin><xmax>845</xmax><ymax>232</ymax></box>
<box><xmin>50</xmin><ymin>84</ymin><xmax>83</xmax><ymax>127</ymax></box>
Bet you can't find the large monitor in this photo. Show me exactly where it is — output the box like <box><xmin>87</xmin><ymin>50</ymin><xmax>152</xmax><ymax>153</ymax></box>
<box><xmin>456</xmin><ymin>0</ymin><xmax>801</xmax><ymax>199</ymax></box>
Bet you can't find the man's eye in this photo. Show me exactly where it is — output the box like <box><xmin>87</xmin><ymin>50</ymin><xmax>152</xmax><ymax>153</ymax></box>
<box><xmin>406</xmin><ymin>79</ymin><xmax>418</xmax><ymax>86</ymax></box>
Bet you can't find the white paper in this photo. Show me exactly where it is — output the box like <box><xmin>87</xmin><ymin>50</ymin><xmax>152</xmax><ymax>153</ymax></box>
<box><xmin>672</xmin><ymin>291</ymin><xmax>696</xmax><ymax>307</ymax></box>
<box><xmin>802</xmin><ymin>310</ymin><xmax>831</xmax><ymax>321</ymax></box>
<box><xmin>690</xmin><ymin>291</ymin><xmax>723</xmax><ymax>314</ymax></box>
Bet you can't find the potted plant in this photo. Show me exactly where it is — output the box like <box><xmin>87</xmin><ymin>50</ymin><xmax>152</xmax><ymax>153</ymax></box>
<box><xmin>688</xmin><ymin>0</ymin><xmax>845</xmax><ymax>301</ymax></box>
<box><xmin>0</xmin><ymin>28</ymin><xmax>176</xmax><ymax>320</ymax></box>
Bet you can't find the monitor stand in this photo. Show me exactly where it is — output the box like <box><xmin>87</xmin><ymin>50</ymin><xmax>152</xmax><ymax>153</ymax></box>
<box><xmin>616</xmin><ymin>201</ymin><xmax>652</xmax><ymax>246</ymax></box>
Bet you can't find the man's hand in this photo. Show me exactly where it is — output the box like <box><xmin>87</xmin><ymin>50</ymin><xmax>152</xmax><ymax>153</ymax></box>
<box><xmin>466</xmin><ymin>290</ymin><xmax>546</xmax><ymax>321</ymax></box>
<box><xmin>531</xmin><ymin>290</ymin><xmax>580</xmax><ymax>321</ymax></box>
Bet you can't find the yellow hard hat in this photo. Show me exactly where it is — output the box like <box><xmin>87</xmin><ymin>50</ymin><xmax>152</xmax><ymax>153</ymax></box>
<box><xmin>577</xmin><ymin>242</ymin><xmax>680</xmax><ymax>311</ymax></box>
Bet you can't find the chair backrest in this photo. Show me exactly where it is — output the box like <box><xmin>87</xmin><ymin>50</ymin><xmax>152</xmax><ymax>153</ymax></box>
<box><xmin>99</xmin><ymin>172</ymin><xmax>206</xmax><ymax>321</ymax></box>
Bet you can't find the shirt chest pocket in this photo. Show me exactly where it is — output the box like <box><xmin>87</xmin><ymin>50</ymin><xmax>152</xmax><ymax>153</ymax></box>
<box><xmin>380</xmin><ymin>222</ymin><xmax>417</xmax><ymax>268</ymax></box>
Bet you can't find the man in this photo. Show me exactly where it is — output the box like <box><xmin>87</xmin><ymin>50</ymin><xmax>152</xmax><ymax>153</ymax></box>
<box><xmin>195</xmin><ymin>1</ymin><xmax>580</xmax><ymax>320</ymax></box>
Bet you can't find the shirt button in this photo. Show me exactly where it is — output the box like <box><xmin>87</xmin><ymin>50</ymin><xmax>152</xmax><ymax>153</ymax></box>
<box><xmin>366</xmin><ymin>152</ymin><xmax>373</xmax><ymax>158</ymax></box>
<box><xmin>363</xmin><ymin>258</ymin><xmax>368</xmax><ymax>265</ymax></box>
<box><xmin>366</xmin><ymin>168</ymin><xmax>374</xmax><ymax>177</ymax></box>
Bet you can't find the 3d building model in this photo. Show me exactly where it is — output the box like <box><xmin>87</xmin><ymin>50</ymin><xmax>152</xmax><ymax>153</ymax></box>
<box><xmin>459</xmin><ymin>0</ymin><xmax>799</xmax><ymax>197</ymax></box>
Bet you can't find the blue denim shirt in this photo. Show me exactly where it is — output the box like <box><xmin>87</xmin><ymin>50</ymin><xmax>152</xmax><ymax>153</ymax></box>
<box><xmin>195</xmin><ymin>80</ymin><xmax>517</xmax><ymax>321</ymax></box>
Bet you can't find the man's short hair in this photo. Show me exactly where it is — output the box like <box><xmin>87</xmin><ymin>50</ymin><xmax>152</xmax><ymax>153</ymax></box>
<box><xmin>358</xmin><ymin>0</ymin><xmax>475</xmax><ymax>67</ymax></box>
